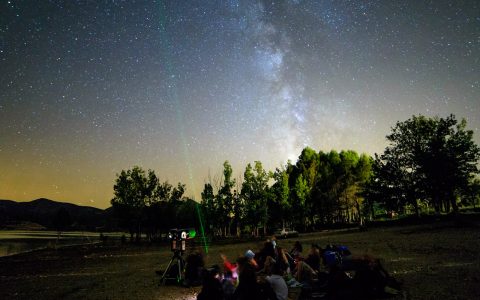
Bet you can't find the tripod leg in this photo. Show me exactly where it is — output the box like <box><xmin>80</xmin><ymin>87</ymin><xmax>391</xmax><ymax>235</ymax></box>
<box><xmin>180</xmin><ymin>257</ymin><xmax>187</xmax><ymax>283</ymax></box>
<box><xmin>160</xmin><ymin>257</ymin><xmax>175</xmax><ymax>284</ymax></box>
<box><xmin>177</xmin><ymin>258</ymin><xmax>183</xmax><ymax>283</ymax></box>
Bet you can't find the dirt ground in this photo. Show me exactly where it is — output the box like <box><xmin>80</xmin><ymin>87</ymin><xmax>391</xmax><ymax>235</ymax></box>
<box><xmin>1</xmin><ymin>220</ymin><xmax>479</xmax><ymax>300</ymax></box>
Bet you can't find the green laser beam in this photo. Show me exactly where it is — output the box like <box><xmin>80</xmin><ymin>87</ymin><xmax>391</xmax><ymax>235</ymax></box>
<box><xmin>157</xmin><ymin>1</ymin><xmax>197</xmax><ymax>197</ymax></box>
<box><xmin>195</xmin><ymin>203</ymin><xmax>209</xmax><ymax>254</ymax></box>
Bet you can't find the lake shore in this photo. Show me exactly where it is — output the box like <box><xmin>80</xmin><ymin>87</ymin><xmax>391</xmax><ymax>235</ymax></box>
<box><xmin>0</xmin><ymin>230</ymin><xmax>123</xmax><ymax>257</ymax></box>
<box><xmin>1</xmin><ymin>221</ymin><xmax>479</xmax><ymax>299</ymax></box>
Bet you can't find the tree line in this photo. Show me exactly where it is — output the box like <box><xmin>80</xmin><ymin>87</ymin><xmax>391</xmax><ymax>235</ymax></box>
<box><xmin>200</xmin><ymin>149</ymin><xmax>374</xmax><ymax>237</ymax></box>
<box><xmin>111</xmin><ymin>167</ymin><xmax>199</xmax><ymax>242</ymax></box>
<box><xmin>111</xmin><ymin>114</ymin><xmax>480</xmax><ymax>240</ymax></box>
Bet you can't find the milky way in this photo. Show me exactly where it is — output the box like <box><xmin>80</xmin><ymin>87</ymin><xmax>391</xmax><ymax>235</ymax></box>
<box><xmin>1</xmin><ymin>0</ymin><xmax>479</xmax><ymax>207</ymax></box>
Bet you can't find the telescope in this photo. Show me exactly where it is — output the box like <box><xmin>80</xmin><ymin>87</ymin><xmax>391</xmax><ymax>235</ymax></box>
<box><xmin>168</xmin><ymin>228</ymin><xmax>196</xmax><ymax>253</ymax></box>
<box><xmin>159</xmin><ymin>228</ymin><xmax>197</xmax><ymax>285</ymax></box>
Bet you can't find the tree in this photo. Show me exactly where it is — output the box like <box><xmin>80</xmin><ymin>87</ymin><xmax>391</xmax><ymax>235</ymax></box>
<box><xmin>170</xmin><ymin>182</ymin><xmax>186</xmax><ymax>202</ymax></box>
<box><xmin>241</xmin><ymin>161</ymin><xmax>272</xmax><ymax>236</ymax></box>
<box><xmin>156</xmin><ymin>181</ymin><xmax>173</xmax><ymax>201</ymax></box>
<box><xmin>300</xmin><ymin>149</ymin><xmax>374</xmax><ymax>227</ymax></box>
<box><xmin>241</xmin><ymin>163</ymin><xmax>256</xmax><ymax>235</ymax></box>
<box><xmin>294</xmin><ymin>174</ymin><xmax>310</xmax><ymax>230</ymax></box>
<box><xmin>175</xmin><ymin>198</ymin><xmax>198</xmax><ymax>228</ymax></box>
<box><xmin>201</xmin><ymin>183</ymin><xmax>216</xmax><ymax>235</ymax></box>
<box><xmin>271</xmin><ymin>165</ymin><xmax>291</xmax><ymax>229</ymax></box>
<box><xmin>295</xmin><ymin>147</ymin><xmax>318</xmax><ymax>227</ymax></box>
<box><xmin>370</xmin><ymin>115</ymin><xmax>480</xmax><ymax>214</ymax></box>
<box><xmin>253</xmin><ymin>161</ymin><xmax>273</xmax><ymax>235</ymax></box>
<box><xmin>232</xmin><ymin>189</ymin><xmax>243</xmax><ymax>237</ymax></box>
<box><xmin>351</xmin><ymin>153</ymin><xmax>373</xmax><ymax>225</ymax></box>
<box><xmin>315</xmin><ymin>151</ymin><xmax>340</xmax><ymax>224</ymax></box>
<box><xmin>462</xmin><ymin>178</ymin><xmax>480</xmax><ymax>208</ymax></box>
<box><xmin>218</xmin><ymin>161</ymin><xmax>236</xmax><ymax>236</ymax></box>
<box><xmin>111</xmin><ymin>166</ymin><xmax>158</xmax><ymax>242</ymax></box>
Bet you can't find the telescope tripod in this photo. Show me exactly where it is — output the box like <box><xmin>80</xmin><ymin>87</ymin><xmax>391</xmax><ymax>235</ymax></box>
<box><xmin>159</xmin><ymin>250</ymin><xmax>185</xmax><ymax>285</ymax></box>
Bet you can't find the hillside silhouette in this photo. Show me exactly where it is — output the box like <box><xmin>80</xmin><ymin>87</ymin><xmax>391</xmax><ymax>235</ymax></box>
<box><xmin>0</xmin><ymin>198</ymin><xmax>112</xmax><ymax>231</ymax></box>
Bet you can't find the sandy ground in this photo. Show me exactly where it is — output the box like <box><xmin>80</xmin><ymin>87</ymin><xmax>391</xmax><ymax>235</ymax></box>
<box><xmin>1</xmin><ymin>220</ymin><xmax>479</xmax><ymax>300</ymax></box>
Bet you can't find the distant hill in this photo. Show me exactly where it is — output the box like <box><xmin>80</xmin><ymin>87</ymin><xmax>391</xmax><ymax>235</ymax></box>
<box><xmin>0</xmin><ymin>198</ymin><xmax>113</xmax><ymax>231</ymax></box>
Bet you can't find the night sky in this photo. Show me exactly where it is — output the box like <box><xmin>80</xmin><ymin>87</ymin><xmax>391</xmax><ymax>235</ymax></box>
<box><xmin>1</xmin><ymin>0</ymin><xmax>479</xmax><ymax>208</ymax></box>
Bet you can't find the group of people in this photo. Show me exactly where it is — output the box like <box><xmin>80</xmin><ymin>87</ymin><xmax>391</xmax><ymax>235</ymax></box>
<box><xmin>191</xmin><ymin>237</ymin><xmax>401</xmax><ymax>300</ymax></box>
<box><xmin>196</xmin><ymin>239</ymin><xmax>292</xmax><ymax>300</ymax></box>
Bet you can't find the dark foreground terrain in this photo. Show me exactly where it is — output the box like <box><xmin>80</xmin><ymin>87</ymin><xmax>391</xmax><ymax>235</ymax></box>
<box><xmin>1</xmin><ymin>220</ymin><xmax>479</xmax><ymax>300</ymax></box>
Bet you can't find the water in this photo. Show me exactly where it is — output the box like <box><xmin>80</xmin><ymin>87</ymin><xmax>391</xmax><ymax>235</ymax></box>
<box><xmin>0</xmin><ymin>230</ymin><xmax>122</xmax><ymax>257</ymax></box>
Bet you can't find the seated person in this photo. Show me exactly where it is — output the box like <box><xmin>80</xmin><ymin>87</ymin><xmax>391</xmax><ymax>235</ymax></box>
<box><xmin>294</xmin><ymin>260</ymin><xmax>318</xmax><ymax>285</ymax></box>
<box><xmin>266</xmin><ymin>263</ymin><xmax>288</xmax><ymax>300</ymax></box>
<box><xmin>184</xmin><ymin>249</ymin><xmax>205</xmax><ymax>286</ymax></box>
<box><xmin>304</xmin><ymin>243</ymin><xmax>322</xmax><ymax>272</ymax></box>
<box><xmin>233</xmin><ymin>260</ymin><xmax>277</xmax><ymax>300</ymax></box>
<box><xmin>222</xmin><ymin>269</ymin><xmax>236</xmax><ymax>300</ymax></box>
<box><xmin>328</xmin><ymin>254</ymin><xmax>401</xmax><ymax>298</ymax></box>
<box><xmin>290</xmin><ymin>241</ymin><xmax>303</xmax><ymax>259</ymax></box>
<box><xmin>290</xmin><ymin>243</ymin><xmax>323</xmax><ymax>285</ymax></box>
<box><xmin>197</xmin><ymin>265</ymin><xmax>224</xmax><ymax>300</ymax></box>
<box><xmin>221</xmin><ymin>253</ymin><xmax>237</xmax><ymax>274</ymax></box>
<box><xmin>274</xmin><ymin>246</ymin><xmax>291</xmax><ymax>275</ymax></box>
<box><xmin>245</xmin><ymin>249</ymin><xmax>259</xmax><ymax>269</ymax></box>
<box><xmin>221</xmin><ymin>249</ymin><xmax>259</xmax><ymax>274</ymax></box>
<box><xmin>258</xmin><ymin>255</ymin><xmax>277</xmax><ymax>275</ymax></box>
<box><xmin>256</xmin><ymin>241</ymin><xmax>275</xmax><ymax>270</ymax></box>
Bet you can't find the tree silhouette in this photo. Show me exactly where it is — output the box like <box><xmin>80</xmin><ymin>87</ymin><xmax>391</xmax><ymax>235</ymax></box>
<box><xmin>369</xmin><ymin>114</ymin><xmax>480</xmax><ymax>214</ymax></box>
